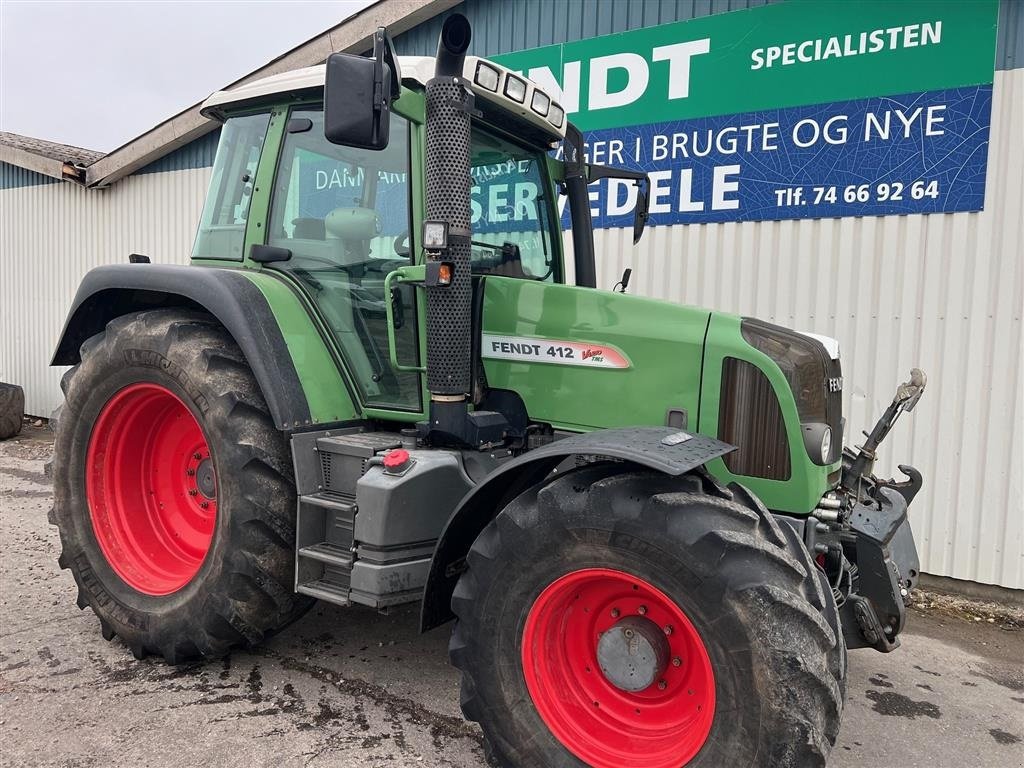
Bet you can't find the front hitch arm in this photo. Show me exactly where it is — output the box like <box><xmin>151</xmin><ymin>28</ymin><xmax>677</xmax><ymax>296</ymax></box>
<box><xmin>835</xmin><ymin>370</ymin><xmax>927</xmax><ymax>653</ymax></box>
<box><xmin>842</xmin><ymin>368</ymin><xmax>927</xmax><ymax>495</ymax></box>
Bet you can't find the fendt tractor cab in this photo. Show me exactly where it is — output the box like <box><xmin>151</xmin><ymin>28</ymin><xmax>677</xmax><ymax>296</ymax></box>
<box><xmin>50</xmin><ymin>16</ymin><xmax>926</xmax><ymax>767</ymax></box>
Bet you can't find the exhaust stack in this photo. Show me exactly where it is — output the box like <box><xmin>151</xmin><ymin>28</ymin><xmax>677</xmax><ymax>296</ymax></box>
<box><xmin>421</xmin><ymin>15</ymin><xmax>508</xmax><ymax>446</ymax></box>
<box><xmin>424</xmin><ymin>13</ymin><xmax>472</xmax><ymax>404</ymax></box>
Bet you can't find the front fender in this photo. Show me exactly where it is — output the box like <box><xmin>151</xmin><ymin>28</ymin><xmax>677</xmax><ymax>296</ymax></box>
<box><xmin>420</xmin><ymin>427</ymin><xmax>734</xmax><ymax>631</ymax></box>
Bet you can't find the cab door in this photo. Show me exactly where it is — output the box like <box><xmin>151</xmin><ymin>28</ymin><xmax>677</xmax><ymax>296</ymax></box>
<box><xmin>265</xmin><ymin>105</ymin><xmax>423</xmax><ymax>413</ymax></box>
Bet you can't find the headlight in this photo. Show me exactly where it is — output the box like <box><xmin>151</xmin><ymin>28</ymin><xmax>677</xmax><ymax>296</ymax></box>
<box><xmin>530</xmin><ymin>90</ymin><xmax>550</xmax><ymax>116</ymax></box>
<box><xmin>548</xmin><ymin>102</ymin><xmax>565</xmax><ymax>128</ymax></box>
<box><xmin>504</xmin><ymin>75</ymin><xmax>527</xmax><ymax>102</ymax></box>
<box><xmin>741</xmin><ymin>319</ymin><xmax>827</xmax><ymax>422</ymax></box>
<box><xmin>475</xmin><ymin>62</ymin><xmax>500</xmax><ymax>92</ymax></box>
<box><xmin>801</xmin><ymin>423</ymin><xmax>833</xmax><ymax>466</ymax></box>
<box><xmin>742</xmin><ymin>318</ymin><xmax>843</xmax><ymax>465</ymax></box>
<box><xmin>422</xmin><ymin>220</ymin><xmax>448</xmax><ymax>250</ymax></box>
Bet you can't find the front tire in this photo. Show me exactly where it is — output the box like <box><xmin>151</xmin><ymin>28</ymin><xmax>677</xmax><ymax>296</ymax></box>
<box><xmin>52</xmin><ymin>309</ymin><xmax>310</xmax><ymax>663</ymax></box>
<box><xmin>450</xmin><ymin>463</ymin><xmax>844</xmax><ymax>767</ymax></box>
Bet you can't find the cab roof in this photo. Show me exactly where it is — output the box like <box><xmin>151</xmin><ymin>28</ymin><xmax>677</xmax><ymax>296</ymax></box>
<box><xmin>200</xmin><ymin>55</ymin><xmax>567</xmax><ymax>145</ymax></box>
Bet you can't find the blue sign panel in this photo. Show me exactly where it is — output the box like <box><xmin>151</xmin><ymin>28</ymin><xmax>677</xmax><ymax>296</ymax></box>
<box><xmin>576</xmin><ymin>85</ymin><xmax>992</xmax><ymax>228</ymax></box>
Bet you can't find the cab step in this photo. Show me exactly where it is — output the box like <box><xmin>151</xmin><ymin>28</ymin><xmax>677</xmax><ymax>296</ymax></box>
<box><xmin>293</xmin><ymin>430</ymin><xmax>404</xmax><ymax>608</ymax></box>
<box><xmin>295</xmin><ymin>579</ymin><xmax>351</xmax><ymax>605</ymax></box>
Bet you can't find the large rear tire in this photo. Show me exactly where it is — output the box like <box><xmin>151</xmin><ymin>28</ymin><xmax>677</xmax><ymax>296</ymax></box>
<box><xmin>450</xmin><ymin>463</ymin><xmax>845</xmax><ymax>767</ymax></box>
<box><xmin>52</xmin><ymin>309</ymin><xmax>311</xmax><ymax>663</ymax></box>
<box><xmin>0</xmin><ymin>382</ymin><xmax>24</xmax><ymax>440</ymax></box>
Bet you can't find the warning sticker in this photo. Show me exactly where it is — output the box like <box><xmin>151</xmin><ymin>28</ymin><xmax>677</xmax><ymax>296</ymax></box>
<box><xmin>482</xmin><ymin>334</ymin><xmax>631</xmax><ymax>369</ymax></box>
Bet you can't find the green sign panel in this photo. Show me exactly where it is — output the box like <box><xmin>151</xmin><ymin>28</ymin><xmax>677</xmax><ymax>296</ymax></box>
<box><xmin>494</xmin><ymin>0</ymin><xmax>998</xmax><ymax>131</ymax></box>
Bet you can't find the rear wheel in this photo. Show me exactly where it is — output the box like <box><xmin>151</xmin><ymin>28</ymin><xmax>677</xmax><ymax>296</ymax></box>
<box><xmin>450</xmin><ymin>464</ymin><xmax>844</xmax><ymax>767</ymax></box>
<box><xmin>52</xmin><ymin>309</ymin><xmax>310</xmax><ymax>662</ymax></box>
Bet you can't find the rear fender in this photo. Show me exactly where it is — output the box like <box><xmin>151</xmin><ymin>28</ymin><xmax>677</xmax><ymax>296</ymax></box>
<box><xmin>52</xmin><ymin>264</ymin><xmax>355</xmax><ymax>431</ymax></box>
<box><xmin>420</xmin><ymin>427</ymin><xmax>734</xmax><ymax>631</ymax></box>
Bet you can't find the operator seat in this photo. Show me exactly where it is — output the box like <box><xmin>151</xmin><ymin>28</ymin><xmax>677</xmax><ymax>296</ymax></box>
<box><xmin>326</xmin><ymin>207</ymin><xmax>380</xmax><ymax>263</ymax></box>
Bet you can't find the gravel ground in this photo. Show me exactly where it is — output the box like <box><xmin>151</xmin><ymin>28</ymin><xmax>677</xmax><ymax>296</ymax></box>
<box><xmin>1</xmin><ymin>424</ymin><xmax>1022</xmax><ymax>767</ymax></box>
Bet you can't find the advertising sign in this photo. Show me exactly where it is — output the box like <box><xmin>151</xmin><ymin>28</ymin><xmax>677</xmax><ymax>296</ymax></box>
<box><xmin>494</xmin><ymin>0</ymin><xmax>999</xmax><ymax>227</ymax></box>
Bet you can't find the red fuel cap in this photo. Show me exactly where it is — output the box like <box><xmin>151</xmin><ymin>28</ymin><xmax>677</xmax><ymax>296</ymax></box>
<box><xmin>382</xmin><ymin>449</ymin><xmax>411</xmax><ymax>473</ymax></box>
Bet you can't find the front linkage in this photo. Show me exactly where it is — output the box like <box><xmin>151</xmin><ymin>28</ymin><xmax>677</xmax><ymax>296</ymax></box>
<box><xmin>805</xmin><ymin>370</ymin><xmax>927</xmax><ymax>652</ymax></box>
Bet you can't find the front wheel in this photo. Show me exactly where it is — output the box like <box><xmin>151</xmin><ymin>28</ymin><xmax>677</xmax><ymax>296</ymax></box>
<box><xmin>52</xmin><ymin>309</ymin><xmax>310</xmax><ymax>663</ymax></box>
<box><xmin>450</xmin><ymin>464</ymin><xmax>844</xmax><ymax>767</ymax></box>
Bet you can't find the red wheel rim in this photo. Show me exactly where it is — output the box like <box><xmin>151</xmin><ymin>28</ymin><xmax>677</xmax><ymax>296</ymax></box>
<box><xmin>521</xmin><ymin>568</ymin><xmax>715</xmax><ymax>768</ymax></box>
<box><xmin>86</xmin><ymin>383</ymin><xmax>217</xmax><ymax>595</ymax></box>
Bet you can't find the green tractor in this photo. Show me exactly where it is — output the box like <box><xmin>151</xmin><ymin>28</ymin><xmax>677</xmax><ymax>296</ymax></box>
<box><xmin>50</xmin><ymin>15</ymin><xmax>926</xmax><ymax>767</ymax></box>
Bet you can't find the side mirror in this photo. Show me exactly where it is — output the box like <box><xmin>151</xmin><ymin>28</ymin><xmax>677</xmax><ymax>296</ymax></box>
<box><xmin>324</xmin><ymin>27</ymin><xmax>401</xmax><ymax>150</ymax></box>
<box><xmin>632</xmin><ymin>178</ymin><xmax>650</xmax><ymax>245</ymax></box>
<box><xmin>585</xmin><ymin>162</ymin><xmax>651</xmax><ymax>245</ymax></box>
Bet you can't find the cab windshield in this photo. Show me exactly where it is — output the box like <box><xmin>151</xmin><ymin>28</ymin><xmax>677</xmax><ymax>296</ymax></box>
<box><xmin>469</xmin><ymin>126</ymin><xmax>558</xmax><ymax>282</ymax></box>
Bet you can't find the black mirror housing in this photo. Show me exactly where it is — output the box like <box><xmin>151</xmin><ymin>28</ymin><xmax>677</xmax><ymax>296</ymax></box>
<box><xmin>324</xmin><ymin>54</ymin><xmax>391</xmax><ymax>149</ymax></box>
<box><xmin>584</xmin><ymin>161</ymin><xmax>651</xmax><ymax>245</ymax></box>
<box><xmin>633</xmin><ymin>180</ymin><xmax>650</xmax><ymax>245</ymax></box>
<box><xmin>324</xmin><ymin>27</ymin><xmax>401</xmax><ymax>150</ymax></box>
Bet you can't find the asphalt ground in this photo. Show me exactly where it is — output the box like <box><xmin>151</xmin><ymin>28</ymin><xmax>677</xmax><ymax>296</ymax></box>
<box><xmin>1</xmin><ymin>424</ymin><xmax>1022</xmax><ymax>768</ymax></box>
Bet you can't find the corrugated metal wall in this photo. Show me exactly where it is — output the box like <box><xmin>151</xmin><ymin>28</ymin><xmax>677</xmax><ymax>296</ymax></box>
<box><xmin>395</xmin><ymin>0</ymin><xmax>777</xmax><ymax>56</ymax></box>
<box><xmin>581</xmin><ymin>67</ymin><xmax>1022</xmax><ymax>590</ymax></box>
<box><xmin>396</xmin><ymin>0</ymin><xmax>1022</xmax><ymax>70</ymax></box>
<box><xmin>0</xmin><ymin>164</ymin><xmax>61</xmax><ymax>190</ymax></box>
<box><xmin>0</xmin><ymin>166</ymin><xmax>211</xmax><ymax>415</ymax></box>
<box><xmin>0</xmin><ymin>0</ymin><xmax>1020</xmax><ymax>589</ymax></box>
<box><xmin>996</xmin><ymin>0</ymin><xmax>1022</xmax><ymax>70</ymax></box>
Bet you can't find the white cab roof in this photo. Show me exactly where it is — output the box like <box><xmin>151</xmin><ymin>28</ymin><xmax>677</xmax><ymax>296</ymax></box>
<box><xmin>201</xmin><ymin>55</ymin><xmax>566</xmax><ymax>142</ymax></box>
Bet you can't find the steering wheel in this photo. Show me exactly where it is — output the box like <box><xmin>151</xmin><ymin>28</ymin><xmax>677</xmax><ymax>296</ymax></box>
<box><xmin>394</xmin><ymin>231</ymin><xmax>411</xmax><ymax>258</ymax></box>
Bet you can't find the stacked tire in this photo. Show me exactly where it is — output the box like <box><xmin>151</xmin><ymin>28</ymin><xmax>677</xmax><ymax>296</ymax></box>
<box><xmin>0</xmin><ymin>383</ymin><xmax>24</xmax><ymax>440</ymax></box>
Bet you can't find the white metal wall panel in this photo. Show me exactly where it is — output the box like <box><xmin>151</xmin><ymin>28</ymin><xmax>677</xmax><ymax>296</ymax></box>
<box><xmin>587</xmin><ymin>69</ymin><xmax>1023</xmax><ymax>589</ymax></box>
<box><xmin>0</xmin><ymin>166</ymin><xmax>212</xmax><ymax>417</ymax></box>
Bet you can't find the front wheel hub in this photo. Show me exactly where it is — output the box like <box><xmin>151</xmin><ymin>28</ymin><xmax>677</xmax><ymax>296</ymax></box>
<box><xmin>194</xmin><ymin>457</ymin><xmax>217</xmax><ymax>499</ymax></box>
<box><xmin>596</xmin><ymin>616</ymin><xmax>670</xmax><ymax>692</ymax></box>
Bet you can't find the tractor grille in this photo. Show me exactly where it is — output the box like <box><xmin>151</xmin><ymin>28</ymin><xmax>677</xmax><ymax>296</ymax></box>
<box><xmin>719</xmin><ymin>357</ymin><xmax>792</xmax><ymax>480</ymax></box>
<box><xmin>740</xmin><ymin>319</ymin><xmax>843</xmax><ymax>465</ymax></box>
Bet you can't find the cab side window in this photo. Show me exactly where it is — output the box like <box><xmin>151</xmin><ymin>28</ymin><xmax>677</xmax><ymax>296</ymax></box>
<box><xmin>269</xmin><ymin>109</ymin><xmax>420</xmax><ymax>411</ymax></box>
<box><xmin>193</xmin><ymin>113</ymin><xmax>269</xmax><ymax>260</ymax></box>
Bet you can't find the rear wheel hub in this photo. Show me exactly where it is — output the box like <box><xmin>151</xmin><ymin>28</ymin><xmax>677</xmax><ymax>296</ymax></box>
<box><xmin>521</xmin><ymin>568</ymin><xmax>715</xmax><ymax>768</ymax></box>
<box><xmin>86</xmin><ymin>382</ymin><xmax>217</xmax><ymax>596</ymax></box>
